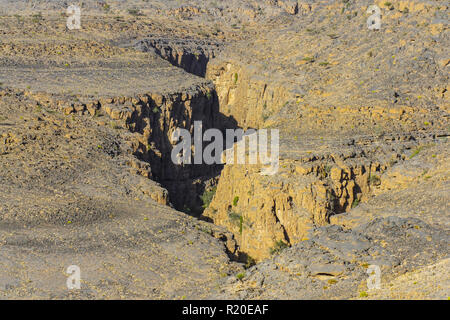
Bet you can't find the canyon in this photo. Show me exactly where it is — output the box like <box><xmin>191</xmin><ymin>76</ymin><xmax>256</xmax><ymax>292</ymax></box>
<box><xmin>0</xmin><ymin>0</ymin><xmax>448</xmax><ymax>299</ymax></box>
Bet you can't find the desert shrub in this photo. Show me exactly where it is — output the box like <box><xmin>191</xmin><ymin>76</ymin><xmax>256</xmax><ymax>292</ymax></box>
<box><xmin>236</xmin><ymin>272</ymin><xmax>245</xmax><ymax>280</ymax></box>
<box><xmin>409</xmin><ymin>146</ymin><xmax>423</xmax><ymax>159</ymax></box>
<box><xmin>245</xmin><ymin>255</ymin><xmax>256</xmax><ymax>269</ymax></box>
<box><xmin>368</xmin><ymin>174</ymin><xmax>381</xmax><ymax>186</ymax></box>
<box><xmin>201</xmin><ymin>186</ymin><xmax>217</xmax><ymax>209</ymax></box>
<box><xmin>269</xmin><ymin>240</ymin><xmax>289</xmax><ymax>255</ymax></box>
<box><xmin>228</xmin><ymin>210</ymin><xmax>244</xmax><ymax>234</ymax></box>
<box><xmin>128</xmin><ymin>8</ymin><xmax>142</xmax><ymax>16</ymax></box>
<box><xmin>32</xmin><ymin>12</ymin><xmax>43</xmax><ymax>23</ymax></box>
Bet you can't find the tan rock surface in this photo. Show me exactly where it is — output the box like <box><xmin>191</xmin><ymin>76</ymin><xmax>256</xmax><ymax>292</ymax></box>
<box><xmin>0</xmin><ymin>0</ymin><xmax>448</xmax><ymax>299</ymax></box>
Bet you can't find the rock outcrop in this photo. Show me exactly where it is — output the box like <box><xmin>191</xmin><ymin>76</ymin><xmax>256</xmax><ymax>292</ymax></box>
<box><xmin>134</xmin><ymin>37</ymin><xmax>222</xmax><ymax>77</ymax></box>
<box><xmin>0</xmin><ymin>0</ymin><xmax>448</xmax><ymax>300</ymax></box>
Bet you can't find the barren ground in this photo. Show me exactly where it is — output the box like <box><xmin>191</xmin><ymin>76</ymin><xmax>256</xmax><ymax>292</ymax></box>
<box><xmin>0</xmin><ymin>0</ymin><xmax>448</xmax><ymax>300</ymax></box>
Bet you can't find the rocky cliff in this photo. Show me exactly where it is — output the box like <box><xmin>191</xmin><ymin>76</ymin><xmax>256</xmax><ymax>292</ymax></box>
<box><xmin>0</xmin><ymin>0</ymin><xmax>448</xmax><ymax>299</ymax></box>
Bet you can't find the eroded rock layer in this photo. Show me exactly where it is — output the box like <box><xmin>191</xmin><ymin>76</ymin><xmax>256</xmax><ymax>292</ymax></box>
<box><xmin>0</xmin><ymin>0</ymin><xmax>448</xmax><ymax>300</ymax></box>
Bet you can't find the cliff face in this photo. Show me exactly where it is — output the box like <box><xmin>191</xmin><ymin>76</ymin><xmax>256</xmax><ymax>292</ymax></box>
<box><xmin>0</xmin><ymin>85</ymin><xmax>242</xmax><ymax>299</ymax></box>
<box><xmin>203</xmin><ymin>140</ymin><xmax>398</xmax><ymax>260</ymax></box>
<box><xmin>206</xmin><ymin>59</ymin><xmax>291</xmax><ymax>129</ymax></box>
<box><xmin>200</xmin><ymin>0</ymin><xmax>449</xmax><ymax>261</ymax></box>
<box><xmin>59</xmin><ymin>84</ymin><xmax>224</xmax><ymax>213</ymax></box>
<box><xmin>0</xmin><ymin>0</ymin><xmax>448</xmax><ymax>300</ymax></box>
<box><xmin>134</xmin><ymin>37</ymin><xmax>221</xmax><ymax>77</ymax></box>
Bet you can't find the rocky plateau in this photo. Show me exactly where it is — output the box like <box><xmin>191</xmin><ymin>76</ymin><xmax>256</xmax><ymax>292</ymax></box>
<box><xmin>0</xmin><ymin>0</ymin><xmax>448</xmax><ymax>300</ymax></box>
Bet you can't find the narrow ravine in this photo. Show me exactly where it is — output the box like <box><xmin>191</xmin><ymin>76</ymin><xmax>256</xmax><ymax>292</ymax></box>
<box><xmin>107</xmin><ymin>37</ymin><xmax>445</xmax><ymax>264</ymax></box>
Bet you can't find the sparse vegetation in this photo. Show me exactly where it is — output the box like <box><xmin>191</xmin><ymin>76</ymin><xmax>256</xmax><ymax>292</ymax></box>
<box><xmin>94</xmin><ymin>109</ymin><xmax>102</xmax><ymax>118</ymax></box>
<box><xmin>236</xmin><ymin>272</ymin><xmax>245</xmax><ymax>281</ymax></box>
<box><xmin>270</xmin><ymin>240</ymin><xmax>289</xmax><ymax>255</ymax></box>
<box><xmin>0</xmin><ymin>0</ymin><xmax>447</xmax><ymax>301</ymax></box>
<box><xmin>182</xmin><ymin>205</ymin><xmax>192</xmax><ymax>215</ymax></box>
<box><xmin>368</xmin><ymin>174</ymin><xmax>381</xmax><ymax>186</ymax></box>
<box><xmin>319</xmin><ymin>165</ymin><xmax>332</xmax><ymax>179</ymax></box>
<box><xmin>245</xmin><ymin>255</ymin><xmax>256</xmax><ymax>269</ymax></box>
<box><xmin>359</xmin><ymin>291</ymin><xmax>368</xmax><ymax>297</ymax></box>
<box><xmin>239</xmin><ymin>215</ymin><xmax>243</xmax><ymax>234</ymax></box>
<box><xmin>14</xmin><ymin>14</ymin><xmax>23</xmax><ymax>23</ymax></box>
<box><xmin>351</xmin><ymin>198</ymin><xmax>360</xmax><ymax>208</ymax></box>
<box><xmin>306</xmin><ymin>28</ymin><xmax>320</xmax><ymax>34</ymax></box>
<box><xmin>32</xmin><ymin>12</ymin><xmax>43</xmax><ymax>23</ymax></box>
<box><xmin>103</xmin><ymin>3</ymin><xmax>111</xmax><ymax>12</ymax></box>
<box><xmin>110</xmin><ymin>121</ymin><xmax>121</xmax><ymax>130</ymax></box>
<box><xmin>328</xmin><ymin>279</ymin><xmax>337</xmax><ymax>285</ymax></box>
<box><xmin>409</xmin><ymin>146</ymin><xmax>424</xmax><ymax>159</ymax></box>
<box><xmin>201</xmin><ymin>186</ymin><xmax>217</xmax><ymax>209</ymax></box>
<box><xmin>228</xmin><ymin>210</ymin><xmax>241</xmax><ymax>222</ymax></box>
<box><xmin>197</xmin><ymin>226</ymin><xmax>213</xmax><ymax>235</ymax></box>
<box><xmin>128</xmin><ymin>8</ymin><xmax>143</xmax><ymax>16</ymax></box>
<box><xmin>228</xmin><ymin>210</ymin><xmax>243</xmax><ymax>234</ymax></box>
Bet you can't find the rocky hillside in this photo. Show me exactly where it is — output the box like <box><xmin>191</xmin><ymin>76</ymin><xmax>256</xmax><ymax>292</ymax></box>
<box><xmin>0</xmin><ymin>0</ymin><xmax>448</xmax><ymax>299</ymax></box>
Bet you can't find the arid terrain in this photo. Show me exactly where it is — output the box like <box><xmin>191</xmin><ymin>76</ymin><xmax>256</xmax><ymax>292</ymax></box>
<box><xmin>0</xmin><ymin>0</ymin><xmax>448</xmax><ymax>299</ymax></box>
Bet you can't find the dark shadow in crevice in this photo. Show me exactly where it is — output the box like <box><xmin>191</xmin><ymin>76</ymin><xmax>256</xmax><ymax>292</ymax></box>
<box><xmin>131</xmin><ymin>89</ymin><xmax>240</xmax><ymax>218</ymax></box>
<box><xmin>133</xmin><ymin>37</ymin><xmax>221</xmax><ymax>78</ymax></box>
